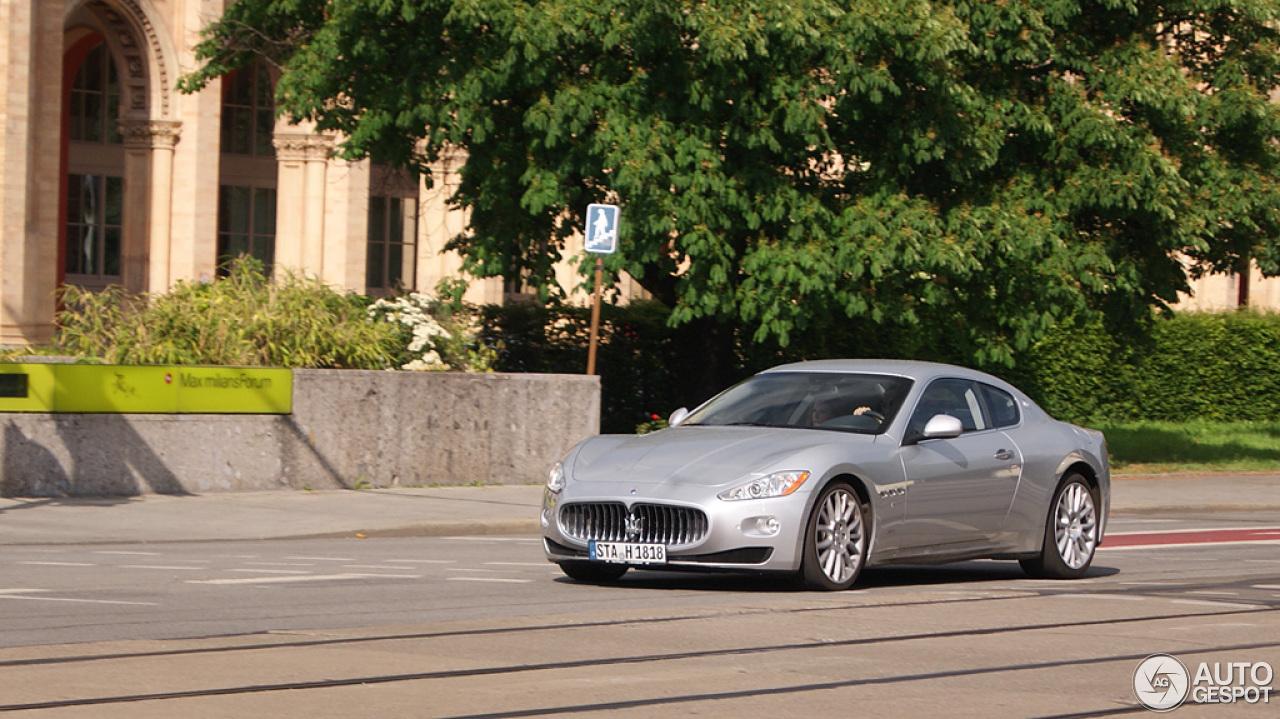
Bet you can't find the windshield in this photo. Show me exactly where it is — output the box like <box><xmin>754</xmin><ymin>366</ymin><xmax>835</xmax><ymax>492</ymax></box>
<box><xmin>683</xmin><ymin>372</ymin><xmax>913</xmax><ymax>435</ymax></box>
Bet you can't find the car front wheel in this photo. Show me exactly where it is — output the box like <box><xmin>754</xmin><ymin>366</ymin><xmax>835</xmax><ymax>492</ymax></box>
<box><xmin>558</xmin><ymin>561</ymin><xmax>628</xmax><ymax>583</ymax></box>
<box><xmin>800</xmin><ymin>482</ymin><xmax>867</xmax><ymax>591</ymax></box>
<box><xmin>1020</xmin><ymin>473</ymin><xmax>1099</xmax><ymax>579</ymax></box>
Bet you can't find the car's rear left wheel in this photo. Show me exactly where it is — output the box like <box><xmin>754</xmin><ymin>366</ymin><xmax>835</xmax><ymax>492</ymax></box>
<box><xmin>558</xmin><ymin>561</ymin><xmax>628</xmax><ymax>583</ymax></box>
<box><xmin>800</xmin><ymin>482</ymin><xmax>867</xmax><ymax>591</ymax></box>
<box><xmin>1020</xmin><ymin>473</ymin><xmax>1099</xmax><ymax>579</ymax></box>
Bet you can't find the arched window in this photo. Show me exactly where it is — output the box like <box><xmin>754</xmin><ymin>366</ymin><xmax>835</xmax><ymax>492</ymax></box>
<box><xmin>218</xmin><ymin>60</ymin><xmax>277</xmax><ymax>271</ymax></box>
<box><xmin>68</xmin><ymin>43</ymin><xmax>121</xmax><ymax>145</ymax></box>
<box><xmin>63</xmin><ymin>39</ymin><xmax>124</xmax><ymax>290</ymax></box>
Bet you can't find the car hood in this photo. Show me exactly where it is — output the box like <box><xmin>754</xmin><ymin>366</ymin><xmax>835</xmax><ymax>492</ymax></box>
<box><xmin>569</xmin><ymin>426</ymin><xmax>873</xmax><ymax>488</ymax></box>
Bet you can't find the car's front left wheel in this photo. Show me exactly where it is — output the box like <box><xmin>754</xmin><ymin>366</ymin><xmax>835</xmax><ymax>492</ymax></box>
<box><xmin>557</xmin><ymin>561</ymin><xmax>628</xmax><ymax>583</ymax></box>
<box><xmin>800</xmin><ymin>482</ymin><xmax>867</xmax><ymax>591</ymax></box>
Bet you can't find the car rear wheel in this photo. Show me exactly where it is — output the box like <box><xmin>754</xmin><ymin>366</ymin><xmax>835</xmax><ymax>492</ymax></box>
<box><xmin>558</xmin><ymin>561</ymin><xmax>628</xmax><ymax>583</ymax></box>
<box><xmin>800</xmin><ymin>482</ymin><xmax>867</xmax><ymax>591</ymax></box>
<box><xmin>1020</xmin><ymin>473</ymin><xmax>1099</xmax><ymax>579</ymax></box>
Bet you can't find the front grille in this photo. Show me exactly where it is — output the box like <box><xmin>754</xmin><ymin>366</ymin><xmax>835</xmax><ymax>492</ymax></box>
<box><xmin>559</xmin><ymin>502</ymin><xmax>709</xmax><ymax>546</ymax></box>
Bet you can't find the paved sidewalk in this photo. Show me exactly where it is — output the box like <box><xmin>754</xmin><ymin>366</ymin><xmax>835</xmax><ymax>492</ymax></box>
<box><xmin>0</xmin><ymin>485</ymin><xmax>545</xmax><ymax>545</ymax></box>
<box><xmin>0</xmin><ymin>473</ymin><xmax>1277</xmax><ymax>546</ymax></box>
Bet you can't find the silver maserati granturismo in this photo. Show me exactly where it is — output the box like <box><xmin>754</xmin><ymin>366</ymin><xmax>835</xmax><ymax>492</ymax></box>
<box><xmin>541</xmin><ymin>360</ymin><xmax>1109</xmax><ymax>590</ymax></box>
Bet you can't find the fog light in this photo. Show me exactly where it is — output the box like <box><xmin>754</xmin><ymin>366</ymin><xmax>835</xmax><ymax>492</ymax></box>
<box><xmin>741</xmin><ymin>516</ymin><xmax>781</xmax><ymax>538</ymax></box>
<box><xmin>541</xmin><ymin>507</ymin><xmax>552</xmax><ymax>528</ymax></box>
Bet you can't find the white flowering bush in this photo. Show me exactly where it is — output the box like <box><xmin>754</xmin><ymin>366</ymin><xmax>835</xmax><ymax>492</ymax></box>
<box><xmin>367</xmin><ymin>291</ymin><xmax>496</xmax><ymax>372</ymax></box>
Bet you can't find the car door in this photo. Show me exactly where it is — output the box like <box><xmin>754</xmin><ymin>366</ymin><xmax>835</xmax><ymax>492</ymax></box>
<box><xmin>898</xmin><ymin>378</ymin><xmax>1023</xmax><ymax>548</ymax></box>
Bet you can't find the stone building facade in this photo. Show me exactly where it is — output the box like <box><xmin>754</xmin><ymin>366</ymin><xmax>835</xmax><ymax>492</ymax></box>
<box><xmin>0</xmin><ymin>0</ymin><xmax>1272</xmax><ymax>346</ymax></box>
<box><xmin>0</xmin><ymin>0</ymin><xmax>621</xmax><ymax>347</ymax></box>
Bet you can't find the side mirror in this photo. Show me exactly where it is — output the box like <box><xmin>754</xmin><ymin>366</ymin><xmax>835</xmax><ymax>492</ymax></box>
<box><xmin>668</xmin><ymin>407</ymin><xmax>690</xmax><ymax>427</ymax></box>
<box><xmin>922</xmin><ymin>414</ymin><xmax>963</xmax><ymax>440</ymax></box>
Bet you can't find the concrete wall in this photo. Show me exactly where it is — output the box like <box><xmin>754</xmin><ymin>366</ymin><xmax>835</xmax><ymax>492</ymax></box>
<box><xmin>0</xmin><ymin>371</ymin><xmax>600</xmax><ymax>497</ymax></box>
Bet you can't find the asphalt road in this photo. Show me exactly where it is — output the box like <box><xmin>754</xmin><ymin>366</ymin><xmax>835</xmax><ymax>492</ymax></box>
<box><xmin>1</xmin><ymin>513</ymin><xmax>1278</xmax><ymax>717</ymax></box>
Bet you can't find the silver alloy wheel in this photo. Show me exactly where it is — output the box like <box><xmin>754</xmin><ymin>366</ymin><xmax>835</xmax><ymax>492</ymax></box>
<box><xmin>814</xmin><ymin>487</ymin><xmax>864</xmax><ymax>584</ymax></box>
<box><xmin>1054</xmin><ymin>481</ymin><xmax>1098</xmax><ymax>570</ymax></box>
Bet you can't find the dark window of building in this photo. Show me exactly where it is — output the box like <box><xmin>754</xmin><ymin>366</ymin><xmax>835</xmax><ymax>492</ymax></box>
<box><xmin>366</xmin><ymin>195</ymin><xmax>417</xmax><ymax>295</ymax></box>
<box><xmin>220</xmin><ymin>61</ymin><xmax>276</xmax><ymax>158</ymax></box>
<box><xmin>65</xmin><ymin>173</ymin><xmax>123</xmax><ymax>282</ymax></box>
<box><xmin>68</xmin><ymin>43</ymin><xmax>121</xmax><ymax>145</ymax></box>
<box><xmin>218</xmin><ymin>59</ymin><xmax>277</xmax><ymax>274</ymax></box>
<box><xmin>218</xmin><ymin>185</ymin><xmax>277</xmax><ymax>270</ymax></box>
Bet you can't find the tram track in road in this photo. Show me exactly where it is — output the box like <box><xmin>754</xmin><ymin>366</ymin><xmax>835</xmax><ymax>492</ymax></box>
<box><xmin>0</xmin><ymin>599</ymin><xmax>1274</xmax><ymax>713</ymax></box>
<box><xmin>2</xmin><ymin>636</ymin><xmax>1275</xmax><ymax>715</ymax></box>
<box><xmin>1</xmin><ymin>572</ymin><xmax>1275</xmax><ymax>671</ymax></box>
<box><xmin>1</xmin><ymin>524</ymin><xmax>1278</xmax><ymax>716</ymax></box>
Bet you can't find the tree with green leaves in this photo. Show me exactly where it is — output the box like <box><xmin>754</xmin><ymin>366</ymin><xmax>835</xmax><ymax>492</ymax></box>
<box><xmin>184</xmin><ymin>0</ymin><xmax>1280</xmax><ymax>398</ymax></box>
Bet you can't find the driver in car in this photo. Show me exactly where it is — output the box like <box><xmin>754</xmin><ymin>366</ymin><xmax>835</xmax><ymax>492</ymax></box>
<box><xmin>812</xmin><ymin>397</ymin><xmax>880</xmax><ymax>427</ymax></box>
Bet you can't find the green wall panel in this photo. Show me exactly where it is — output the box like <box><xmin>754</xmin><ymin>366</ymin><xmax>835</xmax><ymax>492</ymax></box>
<box><xmin>172</xmin><ymin>367</ymin><xmax>292</xmax><ymax>414</ymax></box>
<box><xmin>0</xmin><ymin>365</ymin><xmax>291</xmax><ymax>414</ymax></box>
<box><xmin>0</xmin><ymin>364</ymin><xmax>56</xmax><ymax>412</ymax></box>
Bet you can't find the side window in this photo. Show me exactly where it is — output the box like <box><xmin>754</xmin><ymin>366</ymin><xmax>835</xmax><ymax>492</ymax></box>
<box><xmin>908</xmin><ymin>378</ymin><xmax>987</xmax><ymax>435</ymax></box>
<box><xmin>980</xmin><ymin>384</ymin><xmax>1020</xmax><ymax>428</ymax></box>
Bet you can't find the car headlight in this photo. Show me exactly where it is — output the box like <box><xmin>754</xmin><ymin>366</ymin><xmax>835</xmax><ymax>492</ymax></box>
<box><xmin>718</xmin><ymin>470</ymin><xmax>810</xmax><ymax>501</ymax></box>
<box><xmin>547</xmin><ymin>461</ymin><xmax>566</xmax><ymax>493</ymax></box>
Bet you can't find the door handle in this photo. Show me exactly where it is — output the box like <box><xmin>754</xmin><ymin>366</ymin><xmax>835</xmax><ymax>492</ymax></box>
<box><xmin>994</xmin><ymin>449</ymin><xmax>1014</xmax><ymax>461</ymax></box>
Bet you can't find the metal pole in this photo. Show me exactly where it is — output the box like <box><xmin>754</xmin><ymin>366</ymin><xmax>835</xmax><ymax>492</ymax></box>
<box><xmin>586</xmin><ymin>256</ymin><xmax>604</xmax><ymax>375</ymax></box>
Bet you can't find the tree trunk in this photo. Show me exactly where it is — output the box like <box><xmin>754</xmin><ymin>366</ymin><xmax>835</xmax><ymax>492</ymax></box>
<box><xmin>1237</xmin><ymin>254</ymin><xmax>1252</xmax><ymax>308</ymax></box>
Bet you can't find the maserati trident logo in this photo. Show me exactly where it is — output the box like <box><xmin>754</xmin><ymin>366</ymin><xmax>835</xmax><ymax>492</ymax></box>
<box><xmin>625</xmin><ymin>512</ymin><xmax>644</xmax><ymax>541</ymax></box>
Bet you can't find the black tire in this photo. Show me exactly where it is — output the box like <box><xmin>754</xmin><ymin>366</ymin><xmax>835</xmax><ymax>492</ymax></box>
<box><xmin>1020</xmin><ymin>473</ymin><xmax>1100</xmax><ymax>579</ymax></box>
<box><xmin>558</xmin><ymin>561</ymin><xmax>628</xmax><ymax>583</ymax></box>
<box><xmin>800</xmin><ymin>482</ymin><xmax>868</xmax><ymax>591</ymax></box>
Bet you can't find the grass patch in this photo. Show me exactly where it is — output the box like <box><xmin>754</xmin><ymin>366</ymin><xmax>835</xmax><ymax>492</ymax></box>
<box><xmin>1094</xmin><ymin>419</ymin><xmax>1280</xmax><ymax>474</ymax></box>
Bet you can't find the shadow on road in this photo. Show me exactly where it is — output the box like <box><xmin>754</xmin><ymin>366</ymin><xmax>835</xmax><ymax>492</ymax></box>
<box><xmin>555</xmin><ymin>560</ymin><xmax>1120</xmax><ymax>593</ymax></box>
<box><xmin>0</xmin><ymin>495</ymin><xmax>137</xmax><ymax>515</ymax></box>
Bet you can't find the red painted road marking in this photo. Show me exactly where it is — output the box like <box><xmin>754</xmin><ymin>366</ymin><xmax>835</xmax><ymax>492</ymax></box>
<box><xmin>1105</xmin><ymin>527</ymin><xmax>1280</xmax><ymax>548</ymax></box>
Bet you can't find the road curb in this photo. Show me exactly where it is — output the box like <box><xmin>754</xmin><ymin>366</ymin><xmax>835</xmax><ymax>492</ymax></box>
<box><xmin>1111</xmin><ymin>503</ymin><xmax>1280</xmax><ymax>516</ymax></box>
<box><xmin>292</xmin><ymin>518</ymin><xmax>543</xmax><ymax>541</ymax></box>
<box><xmin>1112</xmin><ymin>470</ymin><xmax>1280</xmax><ymax>480</ymax></box>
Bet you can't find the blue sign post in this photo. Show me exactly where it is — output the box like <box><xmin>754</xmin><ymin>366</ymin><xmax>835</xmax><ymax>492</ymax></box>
<box><xmin>584</xmin><ymin>203</ymin><xmax>620</xmax><ymax>374</ymax></box>
<box><xmin>584</xmin><ymin>203</ymin><xmax>620</xmax><ymax>254</ymax></box>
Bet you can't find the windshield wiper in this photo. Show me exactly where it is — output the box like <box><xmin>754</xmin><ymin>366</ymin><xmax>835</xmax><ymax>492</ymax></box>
<box><xmin>681</xmin><ymin>421</ymin><xmax>779</xmax><ymax>428</ymax></box>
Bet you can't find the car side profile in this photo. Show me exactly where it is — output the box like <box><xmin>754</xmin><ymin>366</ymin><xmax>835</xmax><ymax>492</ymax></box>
<box><xmin>541</xmin><ymin>360</ymin><xmax>1109</xmax><ymax>590</ymax></box>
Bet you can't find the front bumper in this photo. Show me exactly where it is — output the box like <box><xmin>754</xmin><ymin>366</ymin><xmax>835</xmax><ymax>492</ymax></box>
<box><xmin>540</xmin><ymin>484</ymin><xmax>812</xmax><ymax>573</ymax></box>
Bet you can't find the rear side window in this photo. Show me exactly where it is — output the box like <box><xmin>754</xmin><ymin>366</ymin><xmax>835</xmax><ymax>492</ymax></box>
<box><xmin>980</xmin><ymin>384</ymin><xmax>1020</xmax><ymax>428</ymax></box>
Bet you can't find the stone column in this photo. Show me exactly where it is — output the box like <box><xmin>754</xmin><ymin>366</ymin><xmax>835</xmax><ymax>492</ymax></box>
<box><xmin>119</xmin><ymin>119</ymin><xmax>181</xmax><ymax>294</ymax></box>
<box><xmin>272</xmin><ymin>132</ymin><xmax>332</xmax><ymax>278</ymax></box>
<box><xmin>302</xmin><ymin>136</ymin><xmax>332</xmax><ymax>273</ymax></box>
<box><xmin>0</xmin><ymin>0</ymin><xmax>63</xmax><ymax>344</ymax></box>
<box><xmin>321</xmin><ymin>155</ymin><xmax>370</xmax><ymax>292</ymax></box>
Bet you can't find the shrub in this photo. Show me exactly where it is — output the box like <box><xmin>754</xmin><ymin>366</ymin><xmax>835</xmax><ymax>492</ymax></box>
<box><xmin>367</xmin><ymin>289</ymin><xmax>497</xmax><ymax>372</ymax></box>
<box><xmin>480</xmin><ymin>300</ymin><xmax>696</xmax><ymax>434</ymax></box>
<box><xmin>1014</xmin><ymin>311</ymin><xmax>1280</xmax><ymax>424</ymax></box>
<box><xmin>483</xmin><ymin>300</ymin><xmax>1280</xmax><ymax>432</ymax></box>
<box><xmin>1008</xmin><ymin>316</ymin><xmax>1141</xmax><ymax>423</ymax></box>
<box><xmin>55</xmin><ymin>258</ymin><xmax>400</xmax><ymax>369</ymax></box>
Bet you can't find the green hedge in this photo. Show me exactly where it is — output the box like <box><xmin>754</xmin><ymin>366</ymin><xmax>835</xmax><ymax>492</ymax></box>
<box><xmin>483</xmin><ymin>301</ymin><xmax>1280</xmax><ymax>432</ymax></box>
<box><xmin>1018</xmin><ymin>311</ymin><xmax>1280</xmax><ymax>424</ymax></box>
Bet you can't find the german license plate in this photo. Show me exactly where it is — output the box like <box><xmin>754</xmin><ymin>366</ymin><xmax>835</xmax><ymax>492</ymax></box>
<box><xmin>588</xmin><ymin>541</ymin><xmax>667</xmax><ymax>565</ymax></box>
